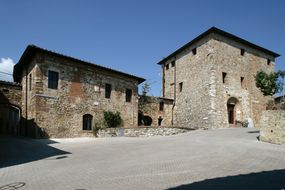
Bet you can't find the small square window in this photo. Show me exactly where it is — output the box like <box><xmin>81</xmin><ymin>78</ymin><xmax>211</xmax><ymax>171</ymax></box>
<box><xmin>179</xmin><ymin>82</ymin><xmax>183</xmax><ymax>92</ymax></box>
<box><xmin>241</xmin><ymin>49</ymin><xmax>245</xmax><ymax>56</ymax></box>
<box><xmin>159</xmin><ymin>101</ymin><xmax>164</xmax><ymax>111</ymax></box>
<box><xmin>126</xmin><ymin>88</ymin><xmax>132</xmax><ymax>102</ymax></box>
<box><xmin>241</xmin><ymin>77</ymin><xmax>244</xmax><ymax>88</ymax></box>
<box><xmin>267</xmin><ymin>59</ymin><xmax>271</xmax><ymax>65</ymax></box>
<box><xmin>222</xmin><ymin>72</ymin><xmax>227</xmax><ymax>84</ymax></box>
<box><xmin>48</xmin><ymin>71</ymin><xmax>59</xmax><ymax>89</ymax></box>
<box><xmin>105</xmin><ymin>83</ymin><xmax>111</xmax><ymax>99</ymax></box>
<box><xmin>192</xmin><ymin>48</ymin><xmax>197</xmax><ymax>55</ymax></box>
<box><xmin>171</xmin><ymin>60</ymin><xmax>175</xmax><ymax>67</ymax></box>
<box><xmin>166</xmin><ymin>64</ymin><xmax>169</xmax><ymax>70</ymax></box>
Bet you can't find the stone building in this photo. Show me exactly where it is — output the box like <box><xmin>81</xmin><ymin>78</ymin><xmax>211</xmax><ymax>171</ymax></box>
<box><xmin>139</xmin><ymin>96</ymin><xmax>173</xmax><ymax>127</ymax></box>
<box><xmin>13</xmin><ymin>45</ymin><xmax>145</xmax><ymax>138</ymax></box>
<box><xmin>158</xmin><ymin>27</ymin><xmax>280</xmax><ymax>129</ymax></box>
<box><xmin>0</xmin><ymin>81</ymin><xmax>22</xmax><ymax>135</ymax></box>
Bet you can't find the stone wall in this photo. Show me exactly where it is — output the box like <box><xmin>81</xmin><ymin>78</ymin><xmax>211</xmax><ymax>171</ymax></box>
<box><xmin>98</xmin><ymin>127</ymin><xmax>191</xmax><ymax>137</ymax></box>
<box><xmin>162</xmin><ymin>33</ymin><xmax>274</xmax><ymax>129</ymax></box>
<box><xmin>258</xmin><ymin>110</ymin><xmax>285</xmax><ymax>144</ymax></box>
<box><xmin>140</xmin><ymin>96</ymin><xmax>173</xmax><ymax>127</ymax></box>
<box><xmin>0</xmin><ymin>81</ymin><xmax>22</xmax><ymax>107</ymax></box>
<box><xmin>0</xmin><ymin>81</ymin><xmax>22</xmax><ymax>135</ymax></box>
<box><xmin>20</xmin><ymin>52</ymin><xmax>141</xmax><ymax>138</ymax></box>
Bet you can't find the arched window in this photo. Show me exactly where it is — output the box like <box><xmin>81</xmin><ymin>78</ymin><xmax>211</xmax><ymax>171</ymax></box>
<box><xmin>83</xmin><ymin>114</ymin><xmax>93</xmax><ymax>130</ymax></box>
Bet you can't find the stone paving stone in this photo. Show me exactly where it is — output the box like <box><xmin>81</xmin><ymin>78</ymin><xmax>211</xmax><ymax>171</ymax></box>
<box><xmin>0</xmin><ymin>128</ymin><xmax>285</xmax><ymax>190</ymax></box>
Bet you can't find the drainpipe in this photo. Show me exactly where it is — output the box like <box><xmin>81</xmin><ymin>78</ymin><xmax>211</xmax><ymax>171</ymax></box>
<box><xmin>171</xmin><ymin>57</ymin><xmax>177</xmax><ymax>126</ymax></box>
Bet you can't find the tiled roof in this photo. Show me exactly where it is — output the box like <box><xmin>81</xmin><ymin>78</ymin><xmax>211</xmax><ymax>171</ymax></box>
<box><xmin>14</xmin><ymin>45</ymin><xmax>145</xmax><ymax>84</ymax></box>
<box><xmin>157</xmin><ymin>27</ymin><xmax>280</xmax><ymax>65</ymax></box>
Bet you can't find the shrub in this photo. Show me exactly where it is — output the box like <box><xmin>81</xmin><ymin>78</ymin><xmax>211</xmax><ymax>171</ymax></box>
<box><xmin>241</xmin><ymin>120</ymin><xmax>249</xmax><ymax>128</ymax></box>
<box><xmin>92</xmin><ymin>121</ymin><xmax>105</xmax><ymax>137</ymax></box>
<box><xmin>103</xmin><ymin>111</ymin><xmax>122</xmax><ymax>128</ymax></box>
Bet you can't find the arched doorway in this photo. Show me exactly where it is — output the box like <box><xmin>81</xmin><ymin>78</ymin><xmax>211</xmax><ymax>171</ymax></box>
<box><xmin>227</xmin><ymin>97</ymin><xmax>240</xmax><ymax>125</ymax></box>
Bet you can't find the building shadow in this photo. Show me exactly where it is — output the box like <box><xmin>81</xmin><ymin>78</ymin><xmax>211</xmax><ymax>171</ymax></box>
<box><xmin>167</xmin><ymin>169</ymin><xmax>285</xmax><ymax>190</ymax></box>
<box><xmin>0</xmin><ymin>136</ymin><xmax>70</xmax><ymax>169</ymax></box>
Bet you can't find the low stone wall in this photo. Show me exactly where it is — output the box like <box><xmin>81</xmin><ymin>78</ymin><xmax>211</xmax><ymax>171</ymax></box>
<box><xmin>258</xmin><ymin>110</ymin><xmax>285</xmax><ymax>145</ymax></box>
<box><xmin>97</xmin><ymin>127</ymin><xmax>191</xmax><ymax>137</ymax></box>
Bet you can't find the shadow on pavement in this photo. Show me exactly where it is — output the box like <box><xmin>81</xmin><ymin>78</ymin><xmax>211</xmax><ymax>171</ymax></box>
<box><xmin>0</xmin><ymin>136</ymin><xmax>70</xmax><ymax>168</ymax></box>
<box><xmin>248</xmin><ymin>130</ymin><xmax>260</xmax><ymax>134</ymax></box>
<box><xmin>167</xmin><ymin>169</ymin><xmax>285</xmax><ymax>190</ymax></box>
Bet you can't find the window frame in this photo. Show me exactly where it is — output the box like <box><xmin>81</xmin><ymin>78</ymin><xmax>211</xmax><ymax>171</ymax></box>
<box><xmin>83</xmin><ymin>114</ymin><xmax>93</xmax><ymax>131</ymax></box>
<box><xmin>159</xmin><ymin>101</ymin><xmax>164</xmax><ymax>111</ymax></box>
<box><xmin>105</xmin><ymin>83</ymin><xmax>112</xmax><ymax>99</ymax></box>
<box><xmin>192</xmin><ymin>48</ymin><xmax>197</xmax><ymax>55</ymax></box>
<box><xmin>179</xmin><ymin>82</ymin><xmax>183</xmax><ymax>92</ymax></box>
<box><xmin>241</xmin><ymin>49</ymin><xmax>245</xmax><ymax>56</ymax></box>
<box><xmin>241</xmin><ymin>77</ymin><xmax>245</xmax><ymax>88</ymax></box>
<box><xmin>125</xmin><ymin>88</ymin><xmax>132</xmax><ymax>102</ymax></box>
<box><xmin>48</xmin><ymin>70</ymin><xmax>59</xmax><ymax>90</ymax></box>
<box><xmin>222</xmin><ymin>72</ymin><xmax>227</xmax><ymax>84</ymax></box>
<box><xmin>165</xmin><ymin>64</ymin><xmax>169</xmax><ymax>70</ymax></box>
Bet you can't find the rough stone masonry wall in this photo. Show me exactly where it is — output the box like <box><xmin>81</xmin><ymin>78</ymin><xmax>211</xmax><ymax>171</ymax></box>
<box><xmin>258</xmin><ymin>110</ymin><xmax>285</xmax><ymax>144</ymax></box>
<box><xmin>140</xmin><ymin>97</ymin><xmax>173</xmax><ymax>127</ymax></box>
<box><xmin>211</xmin><ymin>33</ymin><xmax>274</xmax><ymax>128</ymax></box>
<box><xmin>22</xmin><ymin>52</ymin><xmax>139</xmax><ymax>138</ymax></box>
<box><xmin>162</xmin><ymin>34</ymin><xmax>274</xmax><ymax>129</ymax></box>
<box><xmin>0</xmin><ymin>82</ymin><xmax>22</xmax><ymax>107</ymax></box>
<box><xmin>163</xmin><ymin>36</ymin><xmax>216</xmax><ymax>129</ymax></box>
<box><xmin>21</xmin><ymin>61</ymin><xmax>40</xmax><ymax>137</ymax></box>
<box><xmin>0</xmin><ymin>82</ymin><xmax>22</xmax><ymax>135</ymax></box>
<box><xmin>98</xmin><ymin>127</ymin><xmax>190</xmax><ymax>137</ymax></box>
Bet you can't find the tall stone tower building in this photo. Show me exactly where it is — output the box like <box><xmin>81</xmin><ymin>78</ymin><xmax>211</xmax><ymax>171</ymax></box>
<box><xmin>158</xmin><ymin>27</ymin><xmax>280</xmax><ymax>129</ymax></box>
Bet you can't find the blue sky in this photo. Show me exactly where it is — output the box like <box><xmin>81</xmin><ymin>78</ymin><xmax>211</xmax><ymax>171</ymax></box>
<box><xmin>0</xmin><ymin>0</ymin><xmax>284</xmax><ymax>96</ymax></box>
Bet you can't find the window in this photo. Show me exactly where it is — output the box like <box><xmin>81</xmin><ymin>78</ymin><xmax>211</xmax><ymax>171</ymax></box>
<box><xmin>171</xmin><ymin>60</ymin><xmax>176</xmax><ymax>67</ymax></box>
<box><xmin>126</xmin><ymin>88</ymin><xmax>132</xmax><ymax>102</ymax></box>
<box><xmin>267</xmin><ymin>59</ymin><xmax>271</xmax><ymax>65</ymax></box>
<box><xmin>158</xmin><ymin>116</ymin><xmax>163</xmax><ymax>126</ymax></box>
<box><xmin>48</xmin><ymin>71</ymin><xmax>59</xmax><ymax>89</ymax></box>
<box><xmin>179</xmin><ymin>82</ymin><xmax>183</xmax><ymax>92</ymax></box>
<box><xmin>166</xmin><ymin>64</ymin><xmax>169</xmax><ymax>70</ymax></box>
<box><xmin>29</xmin><ymin>74</ymin><xmax>32</xmax><ymax>91</ymax></box>
<box><xmin>159</xmin><ymin>101</ymin><xmax>164</xmax><ymax>111</ymax></box>
<box><xmin>83</xmin><ymin>114</ymin><xmax>92</xmax><ymax>130</ymax></box>
<box><xmin>105</xmin><ymin>83</ymin><xmax>111</xmax><ymax>99</ymax></box>
<box><xmin>222</xmin><ymin>72</ymin><xmax>227</xmax><ymax>84</ymax></box>
<box><xmin>192</xmin><ymin>48</ymin><xmax>197</xmax><ymax>55</ymax></box>
<box><xmin>241</xmin><ymin>49</ymin><xmax>245</xmax><ymax>56</ymax></box>
<box><xmin>241</xmin><ymin>77</ymin><xmax>244</xmax><ymax>88</ymax></box>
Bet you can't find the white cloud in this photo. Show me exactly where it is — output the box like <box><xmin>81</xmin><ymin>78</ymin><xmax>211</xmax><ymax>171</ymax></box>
<box><xmin>0</xmin><ymin>57</ymin><xmax>15</xmax><ymax>82</ymax></box>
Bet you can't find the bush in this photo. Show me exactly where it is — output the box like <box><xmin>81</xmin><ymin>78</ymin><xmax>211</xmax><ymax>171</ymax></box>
<box><xmin>92</xmin><ymin>121</ymin><xmax>104</xmax><ymax>137</ymax></box>
<box><xmin>103</xmin><ymin>111</ymin><xmax>122</xmax><ymax>128</ymax></box>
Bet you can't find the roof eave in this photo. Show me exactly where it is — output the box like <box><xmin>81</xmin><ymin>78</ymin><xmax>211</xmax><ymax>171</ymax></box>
<box><xmin>13</xmin><ymin>45</ymin><xmax>146</xmax><ymax>84</ymax></box>
<box><xmin>157</xmin><ymin>27</ymin><xmax>280</xmax><ymax>65</ymax></box>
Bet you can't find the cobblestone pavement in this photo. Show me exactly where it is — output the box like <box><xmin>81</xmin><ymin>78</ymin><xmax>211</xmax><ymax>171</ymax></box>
<box><xmin>1</xmin><ymin>128</ymin><xmax>285</xmax><ymax>190</ymax></box>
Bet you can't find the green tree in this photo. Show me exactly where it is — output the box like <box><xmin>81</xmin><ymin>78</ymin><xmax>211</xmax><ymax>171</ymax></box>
<box><xmin>255</xmin><ymin>70</ymin><xmax>285</xmax><ymax>96</ymax></box>
<box><xmin>139</xmin><ymin>82</ymin><xmax>151</xmax><ymax>112</ymax></box>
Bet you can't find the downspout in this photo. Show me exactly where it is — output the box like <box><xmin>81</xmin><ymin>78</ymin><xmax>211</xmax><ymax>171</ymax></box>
<box><xmin>171</xmin><ymin>57</ymin><xmax>177</xmax><ymax>126</ymax></box>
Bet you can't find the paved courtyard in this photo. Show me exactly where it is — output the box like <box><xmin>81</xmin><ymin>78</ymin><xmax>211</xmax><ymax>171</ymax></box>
<box><xmin>1</xmin><ymin>128</ymin><xmax>285</xmax><ymax>190</ymax></box>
